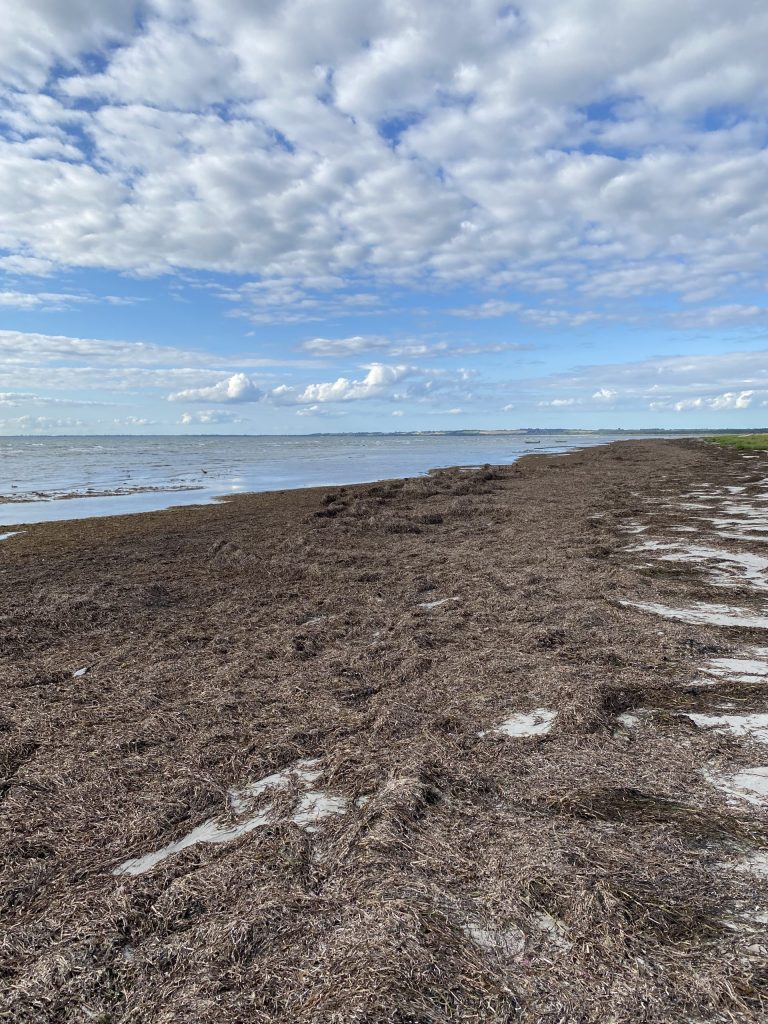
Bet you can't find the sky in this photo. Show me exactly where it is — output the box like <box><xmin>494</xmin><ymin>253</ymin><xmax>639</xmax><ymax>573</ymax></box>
<box><xmin>0</xmin><ymin>0</ymin><xmax>767</xmax><ymax>435</ymax></box>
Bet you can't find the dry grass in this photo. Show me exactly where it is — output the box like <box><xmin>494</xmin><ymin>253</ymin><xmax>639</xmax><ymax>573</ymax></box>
<box><xmin>1</xmin><ymin>440</ymin><xmax>767</xmax><ymax>1022</ymax></box>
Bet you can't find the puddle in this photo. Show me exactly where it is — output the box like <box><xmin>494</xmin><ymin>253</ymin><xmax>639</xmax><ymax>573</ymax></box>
<box><xmin>482</xmin><ymin>709</ymin><xmax>557</xmax><ymax>738</ymax></box>
<box><xmin>114</xmin><ymin>758</ymin><xmax>346</xmax><ymax>876</ymax></box>
<box><xmin>684</xmin><ymin>712</ymin><xmax>768</xmax><ymax>743</ymax></box>
<box><xmin>622</xmin><ymin>601</ymin><xmax>768</xmax><ymax>629</ymax></box>
<box><xmin>0</xmin><ymin>531</ymin><xmax>23</xmax><ymax>542</ymax></box>
<box><xmin>418</xmin><ymin>597</ymin><xmax>459</xmax><ymax>610</ymax></box>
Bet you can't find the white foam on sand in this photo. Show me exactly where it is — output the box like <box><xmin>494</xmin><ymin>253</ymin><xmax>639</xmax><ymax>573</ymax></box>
<box><xmin>114</xmin><ymin>758</ymin><xmax>346</xmax><ymax>877</ymax></box>
<box><xmin>684</xmin><ymin>712</ymin><xmax>768</xmax><ymax>743</ymax></box>
<box><xmin>622</xmin><ymin>600</ymin><xmax>768</xmax><ymax>629</ymax></box>
<box><xmin>482</xmin><ymin>709</ymin><xmax>557</xmax><ymax>738</ymax></box>
<box><xmin>0</xmin><ymin>531</ymin><xmax>22</xmax><ymax>541</ymax></box>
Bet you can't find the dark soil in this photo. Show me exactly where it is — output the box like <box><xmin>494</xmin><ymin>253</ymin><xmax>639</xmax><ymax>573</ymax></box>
<box><xmin>1</xmin><ymin>439</ymin><xmax>767</xmax><ymax>1023</ymax></box>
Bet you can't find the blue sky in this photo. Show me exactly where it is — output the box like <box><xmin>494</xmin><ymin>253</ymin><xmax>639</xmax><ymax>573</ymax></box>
<box><xmin>0</xmin><ymin>0</ymin><xmax>767</xmax><ymax>434</ymax></box>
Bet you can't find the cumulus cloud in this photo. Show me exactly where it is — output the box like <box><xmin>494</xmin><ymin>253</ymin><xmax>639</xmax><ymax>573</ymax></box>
<box><xmin>0</xmin><ymin>0</ymin><xmax>765</xmax><ymax>311</ymax></box>
<box><xmin>278</xmin><ymin>363</ymin><xmax>412</xmax><ymax>405</ymax></box>
<box><xmin>169</xmin><ymin>372</ymin><xmax>264</xmax><ymax>403</ymax></box>
<box><xmin>672</xmin><ymin>390</ymin><xmax>755</xmax><ymax>412</ymax></box>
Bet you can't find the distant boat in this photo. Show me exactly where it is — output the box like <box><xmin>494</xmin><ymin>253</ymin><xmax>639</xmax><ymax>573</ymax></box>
<box><xmin>524</xmin><ymin>440</ymin><xmax>541</xmax><ymax>444</ymax></box>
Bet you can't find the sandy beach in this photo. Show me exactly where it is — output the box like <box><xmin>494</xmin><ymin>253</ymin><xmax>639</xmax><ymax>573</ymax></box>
<box><xmin>2</xmin><ymin>438</ymin><xmax>768</xmax><ymax>1022</ymax></box>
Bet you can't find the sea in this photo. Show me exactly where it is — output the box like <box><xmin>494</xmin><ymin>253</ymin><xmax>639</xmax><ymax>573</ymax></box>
<box><xmin>0</xmin><ymin>432</ymin><xmax>690</xmax><ymax>527</ymax></box>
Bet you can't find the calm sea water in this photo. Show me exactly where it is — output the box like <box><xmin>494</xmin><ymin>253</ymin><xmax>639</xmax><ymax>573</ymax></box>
<box><xmin>0</xmin><ymin>433</ymin><xmax>686</xmax><ymax>527</ymax></box>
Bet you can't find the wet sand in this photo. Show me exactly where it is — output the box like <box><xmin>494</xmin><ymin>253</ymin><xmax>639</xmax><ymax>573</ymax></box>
<box><xmin>2</xmin><ymin>439</ymin><xmax>768</xmax><ymax>1022</ymax></box>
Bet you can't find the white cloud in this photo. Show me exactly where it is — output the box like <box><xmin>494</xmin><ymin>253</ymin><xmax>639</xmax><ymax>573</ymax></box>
<box><xmin>300</xmin><ymin>335</ymin><xmax>389</xmax><ymax>356</ymax></box>
<box><xmin>673</xmin><ymin>390</ymin><xmax>755</xmax><ymax>412</ymax></box>
<box><xmin>169</xmin><ymin>372</ymin><xmax>264</xmax><ymax>403</ymax></box>
<box><xmin>0</xmin><ymin>414</ymin><xmax>86</xmax><ymax>431</ymax></box>
<box><xmin>450</xmin><ymin>301</ymin><xmax>522</xmax><ymax>319</ymax></box>
<box><xmin>274</xmin><ymin>362</ymin><xmax>412</xmax><ymax>405</ymax></box>
<box><xmin>114</xmin><ymin>416</ymin><xmax>156</xmax><ymax>427</ymax></box>
<box><xmin>538</xmin><ymin>398</ymin><xmax>578</xmax><ymax>407</ymax></box>
<box><xmin>0</xmin><ymin>0</ymin><xmax>765</xmax><ymax>310</ymax></box>
<box><xmin>179</xmin><ymin>410</ymin><xmax>243</xmax><ymax>425</ymax></box>
<box><xmin>592</xmin><ymin>388</ymin><xmax>617</xmax><ymax>402</ymax></box>
<box><xmin>0</xmin><ymin>290</ymin><xmax>88</xmax><ymax>310</ymax></box>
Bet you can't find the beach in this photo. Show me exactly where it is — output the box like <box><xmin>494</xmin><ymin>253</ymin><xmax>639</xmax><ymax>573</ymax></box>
<box><xmin>2</xmin><ymin>438</ymin><xmax>768</xmax><ymax>1021</ymax></box>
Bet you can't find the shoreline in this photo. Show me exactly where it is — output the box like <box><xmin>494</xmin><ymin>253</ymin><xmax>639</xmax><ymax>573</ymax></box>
<box><xmin>0</xmin><ymin>431</ymin><xmax>696</xmax><ymax>530</ymax></box>
<box><xmin>3</xmin><ymin>438</ymin><xmax>768</xmax><ymax>1021</ymax></box>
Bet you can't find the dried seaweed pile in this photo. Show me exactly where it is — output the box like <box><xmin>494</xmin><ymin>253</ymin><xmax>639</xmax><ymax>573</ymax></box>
<box><xmin>1</xmin><ymin>439</ymin><xmax>767</xmax><ymax>1022</ymax></box>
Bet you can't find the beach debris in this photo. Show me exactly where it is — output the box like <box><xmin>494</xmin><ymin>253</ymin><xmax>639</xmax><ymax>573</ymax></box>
<box><xmin>417</xmin><ymin>596</ymin><xmax>459</xmax><ymax>610</ymax></box>
<box><xmin>229</xmin><ymin>758</ymin><xmax>321</xmax><ymax>814</ymax></box>
<box><xmin>534</xmin><ymin>911</ymin><xmax>572</xmax><ymax>950</ymax></box>
<box><xmin>462</xmin><ymin>921</ymin><xmax>526</xmax><ymax>956</ymax></box>
<box><xmin>72</xmin><ymin>667</ymin><xmax>88</xmax><ymax>678</ymax></box>
<box><xmin>114</xmin><ymin>758</ymin><xmax>347</xmax><ymax>876</ymax></box>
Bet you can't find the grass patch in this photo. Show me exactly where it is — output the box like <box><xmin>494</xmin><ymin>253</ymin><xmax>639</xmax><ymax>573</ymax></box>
<box><xmin>707</xmin><ymin>433</ymin><xmax>768</xmax><ymax>451</ymax></box>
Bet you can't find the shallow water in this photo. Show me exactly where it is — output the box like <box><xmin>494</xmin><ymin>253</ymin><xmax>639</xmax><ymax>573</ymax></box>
<box><xmin>0</xmin><ymin>432</ymin><xmax>688</xmax><ymax>526</ymax></box>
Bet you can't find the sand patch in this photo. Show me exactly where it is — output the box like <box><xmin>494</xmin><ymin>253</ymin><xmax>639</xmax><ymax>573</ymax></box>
<box><xmin>482</xmin><ymin>709</ymin><xmax>557</xmax><ymax>738</ymax></box>
<box><xmin>622</xmin><ymin>600</ymin><xmax>768</xmax><ymax>629</ymax></box>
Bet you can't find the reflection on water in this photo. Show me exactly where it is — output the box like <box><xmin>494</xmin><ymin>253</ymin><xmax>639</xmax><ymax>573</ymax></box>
<box><xmin>0</xmin><ymin>432</ymin><xmax>687</xmax><ymax>527</ymax></box>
